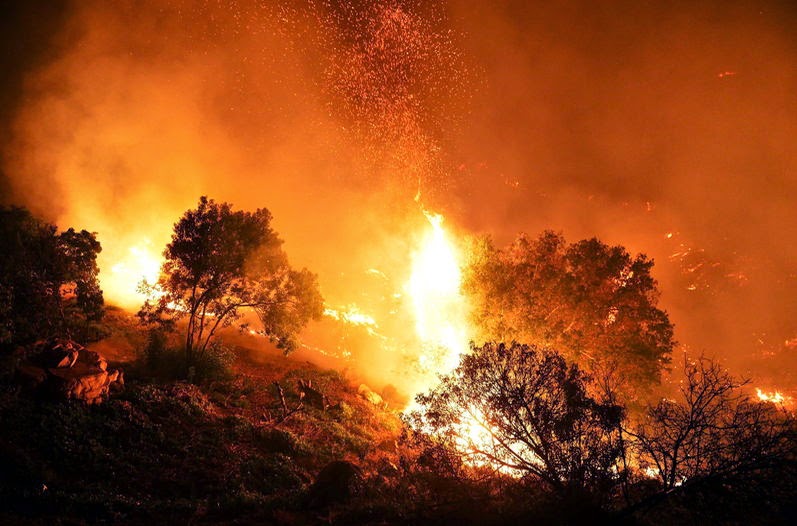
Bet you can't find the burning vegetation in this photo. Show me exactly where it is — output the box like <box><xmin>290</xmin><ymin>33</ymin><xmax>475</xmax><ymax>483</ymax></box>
<box><xmin>2</xmin><ymin>1</ymin><xmax>797</xmax><ymax>524</ymax></box>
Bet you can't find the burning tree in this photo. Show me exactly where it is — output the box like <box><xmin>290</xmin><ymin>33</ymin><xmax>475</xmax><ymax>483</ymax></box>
<box><xmin>0</xmin><ymin>206</ymin><xmax>103</xmax><ymax>347</ymax></box>
<box><xmin>139</xmin><ymin>197</ymin><xmax>323</xmax><ymax>365</ymax></box>
<box><xmin>410</xmin><ymin>342</ymin><xmax>626</xmax><ymax>498</ymax></box>
<box><xmin>463</xmin><ymin>232</ymin><xmax>674</xmax><ymax>392</ymax></box>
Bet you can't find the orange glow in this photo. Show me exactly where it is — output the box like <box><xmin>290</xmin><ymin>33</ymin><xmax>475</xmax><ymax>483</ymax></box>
<box><xmin>323</xmin><ymin>305</ymin><xmax>378</xmax><ymax>328</ymax></box>
<box><xmin>404</xmin><ymin>210</ymin><xmax>503</xmax><ymax>453</ymax></box>
<box><xmin>407</xmin><ymin>210</ymin><xmax>469</xmax><ymax>377</ymax></box>
<box><xmin>3</xmin><ymin>0</ymin><xmax>797</xmax><ymax>449</ymax></box>
<box><xmin>104</xmin><ymin>238</ymin><xmax>164</xmax><ymax>309</ymax></box>
<box><xmin>756</xmin><ymin>388</ymin><xmax>792</xmax><ymax>405</ymax></box>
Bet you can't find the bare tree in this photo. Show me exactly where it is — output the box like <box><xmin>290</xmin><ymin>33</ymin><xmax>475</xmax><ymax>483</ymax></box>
<box><xmin>629</xmin><ymin>355</ymin><xmax>794</xmax><ymax>491</ymax></box>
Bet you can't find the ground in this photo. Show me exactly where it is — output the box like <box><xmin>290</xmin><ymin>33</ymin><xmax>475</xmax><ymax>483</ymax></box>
<box><xmin>0</xmin><ymin>308</ymin><xmax>407</xmax><ymax>525</ymax></box>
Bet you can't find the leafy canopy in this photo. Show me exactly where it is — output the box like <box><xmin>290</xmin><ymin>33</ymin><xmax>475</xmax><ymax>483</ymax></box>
<box><xmin>0</xmin><ymin>206</ymin><xmax>103</xmax><ymax>347</ymax></box>
<box><xmin>139</xmin><ymin>196</ymin><xmax>323</xmax><ymax>361</ymax></box>
<box><xmin>464</xmin><ymin>231</ymin><xmax>674</xmax><ymax>390</ymax></box>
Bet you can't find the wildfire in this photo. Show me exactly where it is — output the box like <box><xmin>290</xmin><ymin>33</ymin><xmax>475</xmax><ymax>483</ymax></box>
<box><xmin>407</xmin><ymin>210</ymin><xmax>469</xmax><ymax>375</ymax></box>
<box><xmin>104</xmin><ymin>239</ymin><xmax>163</xmax><ymax>309</ymax></box>
<box><xmin>323</xmin><ymin>304</ymin><xmax>382</xmax><ymax>339</ymax></box>
<box><xmin>756</xmin><ymin>388</ymin><xmax>793</xmax><ymax>405</ymax></box>
<box><xmin>404</xmin><ymin>209</ymin><xmax>504</xmax><ymax>457</ymax></box>
<box><xmin>324</xmin><ymin>305</ymin><xmax>378</xmax><ymax>327</ymax></box>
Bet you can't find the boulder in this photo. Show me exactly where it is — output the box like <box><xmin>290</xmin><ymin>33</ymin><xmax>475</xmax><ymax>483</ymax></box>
<box><xmin>308</xmin><ymin>460</ymin><xmax>364</xmax><ymax>507</ymax></box>
<box><xmin>48</xmin><ymin>364</ymin><xmax>117</xmax><ymax>405</ymax></box>
<box><xmin>16</xmin><ymin>339</ymin><xmax>123</xmax><ymax>404</ymax></box>
<box><xmin>36</xmin><ymin>343</ymin><xmax>79</xmax><ymax>369</ymax></box>
<box><xmin>78</xmin><ymin>348</ymin><xmax>107</xmax><ymax>371</ymax></box>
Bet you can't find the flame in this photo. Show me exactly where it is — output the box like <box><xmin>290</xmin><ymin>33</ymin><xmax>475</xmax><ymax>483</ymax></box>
<box><xmin>756</xmin><ymin>388</ymin><xmax>792</xmax><ymax>405</ymax></box>
<box><xmin>405</xmin><ymin>210</ymin><xmax>504</xmax><ymax>457</ymax></box>
<box><xmin>103</xmin><ymin>238</ymin><xmax>163</xmax><ymax>309</ymax></box>
<box><xmin>407</xmin><ymin>210</ymin><xmax>469</xmax><ymax>375</ymax></box>
<box><xmin>324</xmin><ymin>305</ymin><xmax>378</xmax><ymax>327</ymax></box>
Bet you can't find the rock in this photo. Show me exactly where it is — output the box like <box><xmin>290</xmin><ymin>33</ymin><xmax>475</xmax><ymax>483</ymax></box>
<box><xmin>48</xmin><ymin>364</ymin><xmax>115</xmax><ymax>404</ymax></box>
<box><xmin>357</xmin><ymin>384</ymin><xmax>384</xmax><ymax>407</ymax></box>
<box><xmin>78</xmin><ymin>348</ymin><xmax>107</xmax><ymax>371</ymax></box>
<box><xmin>308</xmin><ymin>461</ymin><xmax>364</xmax><ymax>507</ymax></box>
<box><xmin>108</xmin><ymin>370</ymin><xmax>125</xmax><ymax>394</ymax></box>
<box><xmin>59</xmin><ymin>350</ymin><xmax>79</xmax><ymax>368</ymax></box>
<box><xmin>37</xmin><ymin>345</ymin><xmax>78</xmax><ymax>369</ymax></box>
<box><xmin>16</xmin><ymin>339</ymin><xmax>123</xmax><ymax>404</ymax></box>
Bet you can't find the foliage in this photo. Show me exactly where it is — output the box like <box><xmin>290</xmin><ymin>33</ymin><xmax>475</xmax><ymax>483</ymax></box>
<box><xmin>142</xmin><ymin>327</ymin><xmax>168</xmax><ymax>371</ymax></box>
<box><xmin>0</xmin><ymin>380</ymin><xmax>308</xmax><ymax>523</ymax></box>
<box><xmin>629</xmin><ymin>355</ymin><xmax>796</xmax><ymax>492</ymax></box>
<box><xmin>139</xmin><ymin>328</ymin><xmax>234</xmax><ymax>382</ymax></box>
<box><xmin>0</xmin><ymin>206</ymin><xmax>103</xmax><ymax>348</ymax></box>
<box><xmin>464</xmin><ymin>232</ymin><xmax>674</xmax><ymax>390</ymax></box>
<box><xmin>139</xmin><ymin>196</ymin><xmax>324</xmax><ymax>365</ymax></box>
<box><xmin>410</xmin><ymin>342</ymin><xmax>626</xmax><ymax>498</ymax></box>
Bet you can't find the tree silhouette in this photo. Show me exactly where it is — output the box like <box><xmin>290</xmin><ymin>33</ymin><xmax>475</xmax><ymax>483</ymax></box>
<box><xmin>0</xmin><ymin>206</ymin><xmax>103</xmax><ymax>347</ymax></box>
<box><xmin>410</xmin><ymin>342</ymin><xmax>626</xmax><ymax>498</ymax></box>
<box><xmin>139</xmin><ymin>196</ymin><xmax>323</xmax><ymax>364</ymax></box>
<box><xmin>629</xmin><ymin>355</ymin><xmax>795</xmax><ymax>491</ymax></box>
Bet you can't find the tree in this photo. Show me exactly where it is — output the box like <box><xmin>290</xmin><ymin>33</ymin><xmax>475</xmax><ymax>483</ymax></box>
<box><xmin>0</xmin><ymin>206</ymin><xmax>104</xmax><ymax>348</ymax></box>
<box><xmin>57</xmin><ymin>227</ymin><xmax>104</xmax><ymax>327</ymax></box>
<box><xmin>463</xmin><ymin>232</ymin><xmax>674</xmax><ymax>391</ymax></box>
<box><xmin>629</xmin><ymin>355</ymin><xmax>795</xmax><ymax>491</ymax></box>
<box><xmin>410</xmin><ymin>342</ymin><xmax>626</xmax><ymax>498</ymax></box>
<box><xmin>139</xmin><ymin>196</ymin><xmax>324</xmax><ymax>364</ymax></box>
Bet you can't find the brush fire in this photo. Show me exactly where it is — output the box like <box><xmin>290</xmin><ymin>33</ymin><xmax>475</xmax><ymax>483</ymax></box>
<box><xmin>1</xmin><ymin>1</ymin><xmax>797</xmax><ymax>524</ymax></box>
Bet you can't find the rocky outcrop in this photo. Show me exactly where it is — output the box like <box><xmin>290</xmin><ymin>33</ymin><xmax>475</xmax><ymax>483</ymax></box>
<box><xmin>16</xmin><ymin>339</ymin><xmax>123</xmax><ymax>405</ymax></box>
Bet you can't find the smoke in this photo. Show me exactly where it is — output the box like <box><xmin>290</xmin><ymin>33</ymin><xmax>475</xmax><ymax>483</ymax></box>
<box><xmin>0</xmin><ymin>0</ymin><xmax>475</xmax><ymax>394</ymax></box>
<box><xmin>2</xmin><ymin>0</ymin><xmax>797</xmax><ymax>391</ymax></box>
<box><xmin>442</xmin><ymin>0</ymin><xmax>797</xmax><ymax>388</ymax></box>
